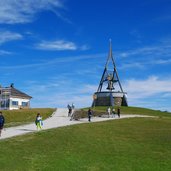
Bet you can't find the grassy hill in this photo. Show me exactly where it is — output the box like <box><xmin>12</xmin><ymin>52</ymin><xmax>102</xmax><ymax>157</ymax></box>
<box><xmin>73</xmin><ymin>106</ymin><xmax>171</xmax><ymax>119</ymax></box>
<box><xmin>0</xmin><ymin>106</ymin><xmax>171</xmax><ymax>170</ymax></box>
<box><xmin>1</xmin><ymin>108</ymin><xmax>56</xmax><ymax>127</ymax></box>
<box><xmin>93</xmin><ymin>106</ymin><xmax>170</xmax><ymax>116</ymax></box>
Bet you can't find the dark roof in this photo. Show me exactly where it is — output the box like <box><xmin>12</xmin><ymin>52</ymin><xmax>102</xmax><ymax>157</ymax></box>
<box><xmin>10</xmin><ymin>87</ymin><xmax>32</xmax><ymax>99</ymax></box>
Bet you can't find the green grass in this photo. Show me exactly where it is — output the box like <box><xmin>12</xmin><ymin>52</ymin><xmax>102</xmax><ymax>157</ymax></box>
<box><xmin>74</xmin><ymin>106</ymin><xmax>171</xmax><ymax>119</ymax></box>
<box><xmin>89</xmin><ymin>106</ymin><xmax>171</xmax><ymax>116</ymax></box>
<box><xmin>115</xmin><ymin>106</ymin><xmax>170</xmax><ymax>116</ymax></box>
<box><xmin>0</xmin><ymin>116</ymin><xmax>171</xmax><ymax>171</ymax></box>
<box><xmin>1</xmin><ymin>108</ymin><xmax>56</xmax><ymax>127</ymax></box>
<box><xmin>0</xmin><ymin>106</ymin><xmax>171</xmax><ymax>170</ymax></box>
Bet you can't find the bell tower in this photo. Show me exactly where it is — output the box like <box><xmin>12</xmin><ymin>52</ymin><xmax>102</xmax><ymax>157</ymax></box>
<box><xmin>92</xmin><ymin>40</ymin><xmax>128</xmax><ymax>107</ymax></box>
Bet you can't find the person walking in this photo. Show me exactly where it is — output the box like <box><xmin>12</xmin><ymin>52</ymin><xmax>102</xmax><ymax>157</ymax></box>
<box><xmin>72</xmin><ymin>103</ymin><xmax>75</xmax><ymax>110</ymax></box>
<box><xmin>87</xmin><ymin>108</ymin><xmax>92</xmax><ymax>122</ymax></box>
<box><xmin>112</xmin><ymin>108</ymin><xmax>116</xmax><ymax>118</ymax></box>
<box><xmin>68</xmin><ymin>107</ymin><xmax>72</xmax><ymax>117</ymax></box>
<box><xmin>117</xmin><ymin>107</ymin><xmax>120</xmax><ymax>118</ymax></box>
<box><xmin>69</xmin><ymin>103</ymin><xmax>75</xmax><ymax>120</ymax></box>
<box><xmin>70</xmin><ymin>108</ymin><xmax>75</xmax><ymax>121</ymax></box>
<box><xmin>35</xmin><ymin>113</ymin><xmax>43</xmax><ymax>130</ymax></box>
<box><xmin>67</xmin><ymin>104</ymin><xmax>71</xmax><ymax>117</ymax></box>
<box><xmin>0</xmin><ymin>112</ymin><xmax>5</xmax><ymax>137</ymax></box>
<box><xmin>107</xmin><ymin>107</ymin><xmax>111</xmax><ymax>118</ymax></box>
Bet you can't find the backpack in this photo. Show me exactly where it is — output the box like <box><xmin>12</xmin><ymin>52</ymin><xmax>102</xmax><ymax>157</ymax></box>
<box><xmin>0</xmin><ymin>116</ymin><xmax>4</xmax><ymax>124</ymax></box>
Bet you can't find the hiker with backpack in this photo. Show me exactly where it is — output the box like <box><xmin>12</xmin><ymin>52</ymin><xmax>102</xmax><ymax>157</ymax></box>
<box><xmin>0</xmin><ymin>111</ymin><xmax>5</xmax><ymax>137</ymax></box>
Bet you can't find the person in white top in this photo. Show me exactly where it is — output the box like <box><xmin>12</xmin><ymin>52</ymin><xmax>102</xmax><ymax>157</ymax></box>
<box><xmin>107</xmin><ymin>107</ymin><xmax>111</xmax><ymax>118</ymax></box>
<box><xmin>112</xmin><ymin>108</ymin><xmax>115</xmax><ymax>118</ymax></box>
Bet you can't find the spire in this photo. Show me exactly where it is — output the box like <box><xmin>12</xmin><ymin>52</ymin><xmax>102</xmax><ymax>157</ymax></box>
<box><xmin>105</xmin><ymin>39</ymin><xmax>113</xmax><ymax>67</ymax></box>
<box><xmin>97</xmin><ymin>40</ymin><xmax>124</xmax><ymax>93</ymax></box>
<box><xmin>109</xmin><ymin>38</ymin><xmax>112</xmax><ymax>58</ymax></box>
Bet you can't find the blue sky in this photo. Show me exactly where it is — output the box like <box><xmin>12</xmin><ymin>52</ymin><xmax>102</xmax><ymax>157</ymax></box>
<box><xmin>0</xmin><ymin>0</ymin><xmax>171</xmax><ymax>111</ymax></box>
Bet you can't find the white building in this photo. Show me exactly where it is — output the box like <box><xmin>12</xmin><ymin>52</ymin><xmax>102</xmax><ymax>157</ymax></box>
<box><xmin>0</xmin><ymin>84</ymin><xmax>32</xmax><ymax>110</ymax></box>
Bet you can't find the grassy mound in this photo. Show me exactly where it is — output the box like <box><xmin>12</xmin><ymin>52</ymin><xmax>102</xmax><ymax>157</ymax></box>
<box><xmin>0</xmin><ymin>116</ymin><xmax>171</xmax><ymax>170</ymax></box>
<box><xmin>73</xmin><ymin>106</ymin><xmax>171</xmax><ymax>120</ymax></box>
<box><xmin>1</xmin><ymin>108</ymin><xmax>56</xmax><ymax>127</ymax></box>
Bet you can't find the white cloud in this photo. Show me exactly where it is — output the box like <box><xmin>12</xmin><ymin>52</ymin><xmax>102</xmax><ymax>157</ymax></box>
<box><xmin>0</xmin><ymin>50</ymin><xmax>11</xmax><ymax>55</ymax></box>
<box><xmin>119</xmin><ymin>45</ymin><xmax>171</xmax><ymax>58</ymax></box>
<box><xmin>154</xmin><ymin>59</ymin><xmax>171</xmax><ymax>64</ymax></box>
<box><xmin>120</xmin><ymin>76</ymin><xmax>171</xmax><ymax>111</ymax></box>
<box><xmin>119</xmin><ymin>58</ymin><xmax>171</xmax><ymax>70</ymax></box>
<box><xmin>117</xmin><ymin>43</ymin><xmax>171</xmax><ymax>70</ymax></box>
<box><xmin>124</xmin><ymin>76</ymin><xmax>171</xmax><ymax>99</ymax></box>
<box><xmin>0</xmin><ymin>0</ymin><xmax>63</xmax><ymax>24</ymax></box>
<box><xmin>17</xmin><ymin>73</ymin><xmax>171</xmax><ymax>111</ymax></box>
<box><xmin>35</xmin><ymin>40</ymin><xmax>90</xmax><ymax>51</ymax></box>
<box><xmin>119</xmin><ymin>62</ymin><xmax>145</xmax><ymax>70</ymax></box>
<box><xmin>27</xmin><ymin>75</ymin><xmax>171</xmax><ymax>110</ymax></box>
<box><xmin>79</xmin><ymin>84</ymin><xmax>97</xmax><ymax>94</ymax></box>
<box><xmin>31</xmin><ymin>93</ymin><xmax>92</xmax><ymax>108</ymax></box>
<box><xmin>36</xmin><ymin>40</ymin><xmax>77</xmax><ymax>51</ymax></box>
<box><xmin>0</xmin><ymin>31</ymin><xmax>23</xmax><ymax>45</ymax></box>
<box><xmin>25</xmin><ymin>80</ymin><xmax>96</xmax><ymax>108</ymax></box>
<box><xmin>0</xmin><ymin>53</ymin><xmax>105</xmax><ymax>70</ymax></box>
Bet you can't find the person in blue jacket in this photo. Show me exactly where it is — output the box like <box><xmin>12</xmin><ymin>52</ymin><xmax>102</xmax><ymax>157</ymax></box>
<box><xmin>87</xmin><ymin>108</ymin><xmax>92</xmax><ymax>122</ymax></box>
<box><xmin>0</xmin><ymin>111</ymin><xmax>5</xmax><ymax>137</ymax></box>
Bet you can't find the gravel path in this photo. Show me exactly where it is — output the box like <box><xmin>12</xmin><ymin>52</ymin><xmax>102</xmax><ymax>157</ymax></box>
<box><xmin>0</xmin><ymin>108</ymin><xmax>153</xmax><ymax>140</ymax></box>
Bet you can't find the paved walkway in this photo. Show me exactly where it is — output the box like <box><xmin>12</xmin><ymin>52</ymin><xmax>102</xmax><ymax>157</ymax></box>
<box><xmin>0</xmin><ymin>108</ymin><xmax>153</xmax><ymax>140</ymax></box>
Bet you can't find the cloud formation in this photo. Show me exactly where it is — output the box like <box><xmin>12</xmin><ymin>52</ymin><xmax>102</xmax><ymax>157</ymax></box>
<box><xmin>0</xmin><ymin>50</ymin><xmax>11</xmax><ymax>55</ymax></box>
<box><xmin>120</xmin><ymin>76</ymin><xmax>171</xmax><ymax>111</ymax></box>
<box><xmin>124</xmin><ymin>76</ymin><xmax>171</xmax><ymax>99</ymax></box>
<box><xmin>117</xmin><ymin>42</ymin><xmax>171</xmax><ymax>70</ymax></box>
<box><xmin>26</xmin><ymin>75</ymin><xmax>171</xmax><ymax>111</ymax></box>
<box><xmin>119</xmin><ymin>44</ymin><xmax>171</xmax><ymax>58</ymax></box>
<box><xmin>0</xmin><ymin>31</ymin><xmax>23</xmax><ymax>45</ymax></box>
<box><xmin>35</xmin><ymin>40</ymin><xmax>78</xmax><ymax>51</ymax></box>
<box><xmin>0</xmin><ymin>0</ymin><xmax>63</xmax><ymax>24</ymax></box>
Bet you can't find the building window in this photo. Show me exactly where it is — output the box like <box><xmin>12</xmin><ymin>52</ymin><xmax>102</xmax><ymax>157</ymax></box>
<box><xmin>12</xmin><ymin>101</ymin><xmax>18</xmax><ymax>106</ymax></box>
<box><xmin>0</xmin><ymin>100</ymin><xmax>9</xmax><ymax>108</ymax></box>
<box><xmin>22</xmin><ymin>102</ymin><xmax>28</xmax><ymax>107</ymax></box>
